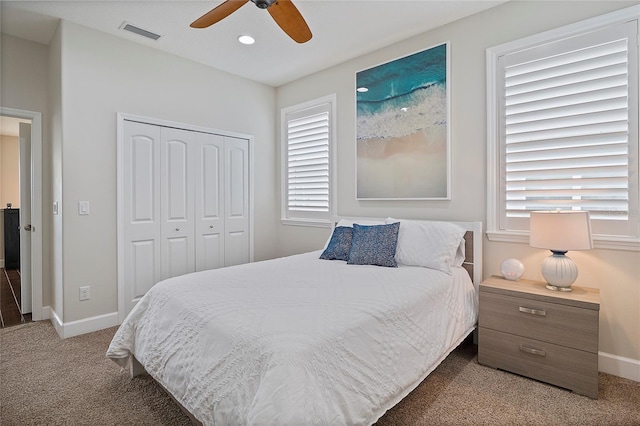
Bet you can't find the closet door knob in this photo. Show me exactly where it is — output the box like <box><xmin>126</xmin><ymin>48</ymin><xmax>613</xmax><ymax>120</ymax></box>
<box><xmin>175</xmin><ymin>228</ymin><xmax>180</xmax><ymax>231</ymax></box>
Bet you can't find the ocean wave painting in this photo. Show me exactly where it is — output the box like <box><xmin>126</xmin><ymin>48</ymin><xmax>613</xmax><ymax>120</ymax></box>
<box><xmin>356</xmin><ymin>43</ymin><xmax>450</xmax><ymax>199</ymax></box>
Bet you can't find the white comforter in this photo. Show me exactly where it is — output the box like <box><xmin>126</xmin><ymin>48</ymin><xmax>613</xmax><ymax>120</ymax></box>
<box><xmin>107</xmin><ymin>251</ymin><xmax>477</xmax><ymax>425</ymax></box>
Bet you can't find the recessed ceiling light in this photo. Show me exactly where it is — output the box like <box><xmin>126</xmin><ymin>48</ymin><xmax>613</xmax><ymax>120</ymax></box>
<box><xmin>238</xmin><ymin>35</ymin><xmax>255</xmax><ymax>45</ymax></box>
<box><xmin>356</xmin><ymin>87</ymin><xmax>368</xmax><ymax>93</ymax></box>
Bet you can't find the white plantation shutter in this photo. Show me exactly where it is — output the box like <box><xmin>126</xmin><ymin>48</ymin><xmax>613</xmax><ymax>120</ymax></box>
<box><xmin>503</xmin><ymin>36</ymin><xmax>630</xmax><ymax>220</ymax></box>
<box><xmin>282</xmin><ymin>96</ymin><xmax>336</xmax><ymax>226</ymax></box>
<box><xmin>287</xmin><ymin>111</ymin><xmax>329</xmax><ymax>212</ymax></box>
<box><xmin>488</xmin><ymin>9</ymin><xmax>639</xmax><ymax>247</ymax></box>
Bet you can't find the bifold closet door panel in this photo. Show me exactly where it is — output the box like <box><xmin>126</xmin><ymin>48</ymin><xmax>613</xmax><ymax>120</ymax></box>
<box><xmin>122</xmin><ymin>121</ymin><xmax>162</xmax><ymax>314</ymax></box>
<box><xmin>195</xmin><ymin>132</ymin><xmax>225</xmax><ymax>272</ymax></box>
<box><xmin>224</xmin><ymin>137</ymin><xmax>250</xmax><ymax>267</ymax></box>
<box><xmin>161</xmin><ymin>127</ymin><xmax>196</xmax><ymax>280</ymax></box>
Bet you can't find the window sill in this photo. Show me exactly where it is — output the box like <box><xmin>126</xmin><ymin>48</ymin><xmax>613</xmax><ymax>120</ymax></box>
<box><xmin>487</xmin><ymin>231</ymin><xmax>640</xmax><ymax>252</ymax></box>
<box><xmin>281</xmin><ymin>218</ymin><xmax>332</xmax><ymax>228</ymax></box>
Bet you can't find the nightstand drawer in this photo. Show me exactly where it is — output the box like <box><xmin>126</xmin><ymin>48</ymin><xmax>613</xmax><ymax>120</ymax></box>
<box><xmin>479</xmin><ymin>291</ymin><xmax>598</xmax><ymax>353</ymax></box>
<box><xmin>478</xmin><ymin>328</ymin><xmax>598</xmax><ymax>399</ymax></box>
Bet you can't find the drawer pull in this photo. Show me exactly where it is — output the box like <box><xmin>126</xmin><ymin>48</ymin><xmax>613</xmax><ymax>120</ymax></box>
<box><xmin>519</xmin><ymin>344</ymin><xmax>546</xmax><ymax>357</ymax></box>
<box><xmin>519</xmin><ymin>306</ymin><xmax>546</xmax><ymax>316</ymax></box>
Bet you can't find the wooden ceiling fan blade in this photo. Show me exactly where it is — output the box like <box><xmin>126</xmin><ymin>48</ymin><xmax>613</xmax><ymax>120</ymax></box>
<box><xmin>267</xmin><ymin>0</ymin><xmax>312</xmax><ymax>43</ymax></box>
<box><xmin>191</xmin><ymin>0</ymin><xmax>249</xmax><ymax>28</ymax></box>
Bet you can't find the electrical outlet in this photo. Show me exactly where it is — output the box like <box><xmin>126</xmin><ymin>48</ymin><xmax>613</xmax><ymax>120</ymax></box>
<box><xmin>79</xmin><ymin>286</ymin><xmax>90</xmax><ymax>301</ymax></box>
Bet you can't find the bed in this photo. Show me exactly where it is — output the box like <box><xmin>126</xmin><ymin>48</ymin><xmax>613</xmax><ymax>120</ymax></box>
<box><xmin>107</xmin><ymin>217</ymin><xmax>483</xmax><ymax>425</ymax></box>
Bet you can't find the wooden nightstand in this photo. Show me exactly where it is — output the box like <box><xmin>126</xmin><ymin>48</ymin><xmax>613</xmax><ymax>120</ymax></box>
<box><xmin>478</xmin><ymin>275</ymin><xmax>600</xmax><ymax>399</ymax></box>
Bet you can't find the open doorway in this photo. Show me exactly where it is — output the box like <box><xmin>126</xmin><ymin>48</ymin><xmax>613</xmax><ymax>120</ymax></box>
<box><xmin>0</xmin><ymin>116</ymin><xmax>30</xmax><ymax>327</ymax></box>
<box><xmin>0</xmin><ymin>108</ymin><xmax>43</xmax><ymax>326</ymax></box>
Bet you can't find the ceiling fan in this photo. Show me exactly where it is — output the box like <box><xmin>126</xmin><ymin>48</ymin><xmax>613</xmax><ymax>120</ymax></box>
<box><xmin>191</xmin><ymin>0</ymin><xmax>312</xmax><ymax>44</ymax></box>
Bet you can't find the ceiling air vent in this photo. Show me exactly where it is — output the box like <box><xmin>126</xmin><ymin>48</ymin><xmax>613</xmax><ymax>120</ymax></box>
<box><xmin>119</xmin><ymin>22</ymin><xmax>161</xmax><ymax>41</ymax></box>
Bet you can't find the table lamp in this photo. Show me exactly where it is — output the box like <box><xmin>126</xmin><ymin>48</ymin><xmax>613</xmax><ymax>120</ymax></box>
<box><xmin>529</xmin><ymin>210</ymin><xmax>593</xmax><ymax>292</ymax></box>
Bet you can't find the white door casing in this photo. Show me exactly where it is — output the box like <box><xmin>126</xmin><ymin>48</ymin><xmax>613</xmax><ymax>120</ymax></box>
<box><xmin>0</xmin><ymin>107</ymin><xmax>42</xmax><ymax>321</ymax></box>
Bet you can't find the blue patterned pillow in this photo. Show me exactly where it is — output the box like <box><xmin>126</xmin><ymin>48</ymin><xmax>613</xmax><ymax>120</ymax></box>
<box><xmin>347</xmin><ymin>222</ymin><xmax>400</xmax><ymax>267</ymax></box>
<box><xmin>319</xmin><ymin>227</ymin><xmax>353</xmax><ymax>261</ymax></box>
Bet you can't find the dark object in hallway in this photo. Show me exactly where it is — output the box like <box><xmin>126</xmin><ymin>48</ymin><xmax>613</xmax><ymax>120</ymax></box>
<box><xmin>3</xmin><ymin>208</ymin><xmax>20</xmax><ymax>269</ymax></box>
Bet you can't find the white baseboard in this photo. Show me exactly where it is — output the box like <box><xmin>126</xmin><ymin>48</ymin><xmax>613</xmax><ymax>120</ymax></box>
<box><xmin>49</xmin><ymin>309</ymin><xmax>119</xmax><ymax>339</ymax></box>
<box><xmin>0</xmin><ymin>259</ymin><xmax>4</xmax><ymax>268</ymax></box>
<box><xmin>599</xmin><ymin>351</ymin><xmax>640</xmax><ymax>382</ymax></box>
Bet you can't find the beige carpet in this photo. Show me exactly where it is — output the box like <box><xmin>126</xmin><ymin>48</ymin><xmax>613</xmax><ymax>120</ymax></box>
<box><xmin>1</xmin><ymin>321</ymin><xmax>639</xmax><ymax>425</ymax></box>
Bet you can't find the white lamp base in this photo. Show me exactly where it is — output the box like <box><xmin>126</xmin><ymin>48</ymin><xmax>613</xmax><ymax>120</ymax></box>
<box><xmin>541</xmin><ymin>251</ymin><xmax>578</xmax><ymax>292</ymax></box>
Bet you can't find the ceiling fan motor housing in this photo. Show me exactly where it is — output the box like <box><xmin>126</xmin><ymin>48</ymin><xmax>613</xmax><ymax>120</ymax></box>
<box><xmin>252</xmin><ymin>0</ymin><xmax>276</xmax><ymax>9</ymax></box>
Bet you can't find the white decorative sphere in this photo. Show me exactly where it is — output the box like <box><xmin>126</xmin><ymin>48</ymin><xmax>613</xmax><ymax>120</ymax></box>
<box><xmin>501</xmin><ymin>259</ymin><xmax>525</xmax><ymax>281</ymax></box>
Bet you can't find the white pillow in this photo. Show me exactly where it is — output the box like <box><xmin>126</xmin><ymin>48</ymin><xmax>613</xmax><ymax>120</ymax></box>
<box><xmin>452</xmin><ymin>238</ymin><xmax>466</xmax><ymax>268</ymax></box>
<box><xmin>336</xmin><ymin>218</ymin><xmax>387</xmax><ymax>228</ymax></box>
<box><xmin>386</xmin><ymin>218</ymin><xmax>466</xmax><ymax>274</ymax></box>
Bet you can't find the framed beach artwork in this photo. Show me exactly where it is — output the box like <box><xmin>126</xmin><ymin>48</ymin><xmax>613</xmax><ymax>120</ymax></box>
<box><xmin>356</xmin><ymin>42</ymin><xmax>450</xmax><ymax>200</ymax></box>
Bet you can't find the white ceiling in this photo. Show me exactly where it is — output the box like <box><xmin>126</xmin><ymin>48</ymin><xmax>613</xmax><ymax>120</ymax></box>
<box><xmin>1</xmin><ymin>0</ymin><xmax>506</xmax><ymax>87</ymax></box>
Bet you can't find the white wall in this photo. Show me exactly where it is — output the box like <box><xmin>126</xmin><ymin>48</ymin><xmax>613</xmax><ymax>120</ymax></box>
<box><xmin>54</xmin><ymin>21</ymin><xmax>277</xmax><ymax>324</ymax></box>
<box><xmin>276</xmin><ymin>1</ymin><xmax>640</xmax><ymax>377</ymax></box>
<box><xmin>0</xmin><ymin>135</ymin><xmax>20</xmax><ymax>209</ymax></box>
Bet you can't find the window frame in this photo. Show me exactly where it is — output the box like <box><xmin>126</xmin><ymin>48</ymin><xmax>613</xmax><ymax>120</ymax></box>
<box><xmin>486</xmin><ymin>5</ymin><xmax>640</xmax><ymax>251</ymax></box>
<box><xmin>281</xmin><ymin>94</ymin><xmax>337</xmax><ymax>228</ymax></box>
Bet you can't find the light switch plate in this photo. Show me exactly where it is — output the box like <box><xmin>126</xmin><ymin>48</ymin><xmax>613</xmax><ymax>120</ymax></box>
<box><xmin>78</xmin><ymin>201</ymin><xmax>90</xmax><ymax>215</ymax></box>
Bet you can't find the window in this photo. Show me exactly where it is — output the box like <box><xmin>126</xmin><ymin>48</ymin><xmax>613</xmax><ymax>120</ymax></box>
<box><xmin>487</xmin><ymin>6</ymin><xmax>639</xmax><ymax>250</ymax></box>
<box><xmin>281</xmin><ymin>94</ymin><xmax>336</xmax><ymax>227</ymax></box>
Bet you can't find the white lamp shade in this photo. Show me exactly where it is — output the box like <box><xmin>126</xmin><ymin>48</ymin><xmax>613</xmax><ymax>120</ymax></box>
<box><xmin>529</xmin><ymin>211</ymin><xmax>593</xmax><ymax>252</ymax></box>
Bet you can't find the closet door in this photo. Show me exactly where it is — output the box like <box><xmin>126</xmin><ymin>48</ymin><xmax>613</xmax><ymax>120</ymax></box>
<box><xmin>160</xmin><ymin>128</ymin><xmax>196</xmax><ymax>279</ymax></box>
<box><xmin>194</xmin><ymin>132</ymin><xmax>225</xmax><ymax>271</ymax></box>
<box><xmin>122</xmin><ymin>121</ymin><xmax>162</xmax><ymax>314</ymax></box>
<box><xmin>225</xmin><ymin>137</ymin><xmax>250</xmax><ymax>266</ymax></box>
<box><xmin>119</xmin><ymin>116</ymin><xmax>252</xmax><ymax>320</ymax></box>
